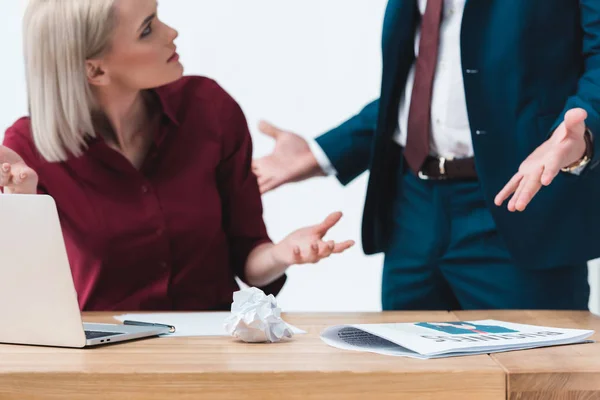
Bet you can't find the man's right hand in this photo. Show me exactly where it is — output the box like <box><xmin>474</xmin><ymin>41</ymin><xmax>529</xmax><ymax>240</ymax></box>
<box><xmin>0</xmin><ymin>145</ymin><xmax>38</xmax><ymax>194</ymax></box>
<box><xmin>252</xmin><ymin>121</ymin><xmax>325</xmax><ymax>194</ymax></box>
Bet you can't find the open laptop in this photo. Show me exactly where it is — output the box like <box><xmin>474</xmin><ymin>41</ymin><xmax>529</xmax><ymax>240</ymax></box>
<box><xmin>0</xmin><ymin>194</ymin><xmax>171</xmax><ymax>347</ymax></box>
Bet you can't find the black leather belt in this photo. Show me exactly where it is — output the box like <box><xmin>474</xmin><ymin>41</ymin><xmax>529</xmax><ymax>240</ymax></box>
<box><xmin>417</xmin><ymin>155</ymin><xmax>478</xmax><ymax>180</ymax></box>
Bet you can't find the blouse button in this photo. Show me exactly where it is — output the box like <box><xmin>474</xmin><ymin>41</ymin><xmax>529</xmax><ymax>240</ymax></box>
<box><xmin>159</xmin><ymin>261</ymin><xmax>168</xmax><ymax>269</ymax></box>
<box><xmin>141</xmin><ymin>185</ymin><xmax>150</xmax><ymax>194</ymax></box>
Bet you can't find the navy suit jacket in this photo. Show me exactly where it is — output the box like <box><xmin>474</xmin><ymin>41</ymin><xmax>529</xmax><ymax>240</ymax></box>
<box><xmin>316</xmin><ymin>0</ymin><xmax>600</xmax><ymax>269</ymax></box>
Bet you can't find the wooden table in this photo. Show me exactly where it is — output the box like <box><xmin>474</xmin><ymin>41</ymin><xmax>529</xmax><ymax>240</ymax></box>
<box><xmin>0</xmin><ymin>311</ymin><xmax>598</xmax><ymax>400</ymax></box>
<box><xmin>455</xmin><ymin>310</ymin><xmax>600</xmax><ymax>400</ymax></box>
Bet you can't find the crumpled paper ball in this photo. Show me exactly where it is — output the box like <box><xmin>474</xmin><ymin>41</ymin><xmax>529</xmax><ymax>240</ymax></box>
<box><xmin>224</xmin><ymin>287</ymin><xmax>294</xmax><ymax>343</ymax></box>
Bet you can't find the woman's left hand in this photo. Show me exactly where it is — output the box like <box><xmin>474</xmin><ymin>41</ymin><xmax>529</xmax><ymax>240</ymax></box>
<box><xmin>271</xmin><ymin>212</ymin><xmax>355</xmax><ymax>265</ymax></box>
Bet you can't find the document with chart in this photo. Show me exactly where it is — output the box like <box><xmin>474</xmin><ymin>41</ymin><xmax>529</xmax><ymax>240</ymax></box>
<box><xmin>321</xmin><ymin>320</ymin><xmax>594</xmax><ymax>359</ymax></box>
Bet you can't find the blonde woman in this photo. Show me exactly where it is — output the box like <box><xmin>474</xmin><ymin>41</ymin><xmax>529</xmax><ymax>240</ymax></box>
<box><xmin>0</xmin><ymin>0</ymin><xmax>354</xmax><ymax>311</ymax></box>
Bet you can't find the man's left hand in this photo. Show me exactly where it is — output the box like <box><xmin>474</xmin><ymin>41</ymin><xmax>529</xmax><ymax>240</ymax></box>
<box><xmin>495</xmin><ymin>108</ymin><xmax>588</xmax><ymax>212</ymax></box>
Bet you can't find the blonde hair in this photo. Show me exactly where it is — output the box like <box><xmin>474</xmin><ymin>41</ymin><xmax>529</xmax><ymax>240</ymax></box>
<box><xmin>23</xmin><ymin>0</ymin><xmax>116</xmax><ymax>162</ymax></box>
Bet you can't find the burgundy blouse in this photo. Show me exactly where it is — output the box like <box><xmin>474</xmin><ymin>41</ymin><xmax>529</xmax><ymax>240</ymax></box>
<box><xmin>3</xmin><ymin>76</ymin><xmax>285</xmax><ymax>311</ymax></box>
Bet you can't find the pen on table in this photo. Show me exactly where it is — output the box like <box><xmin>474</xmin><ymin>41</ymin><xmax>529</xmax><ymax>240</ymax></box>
<box><xmin>123</xmin><ymin>320</ymin><xmax>176</xmax><ymax>333</ymax></box>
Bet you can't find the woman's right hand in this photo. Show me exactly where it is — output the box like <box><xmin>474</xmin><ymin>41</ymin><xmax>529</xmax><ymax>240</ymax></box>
<box><xmin>0</xmin><ymin>145</ymin><xmax>38</xmax><ymax>194</ymax></box>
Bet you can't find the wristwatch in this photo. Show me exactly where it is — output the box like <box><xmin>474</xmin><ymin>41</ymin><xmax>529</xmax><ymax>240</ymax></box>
<box><xmin>561</xmin><ymin>128</ymin><xmax>594</xmax><ymax>173</ymax></box>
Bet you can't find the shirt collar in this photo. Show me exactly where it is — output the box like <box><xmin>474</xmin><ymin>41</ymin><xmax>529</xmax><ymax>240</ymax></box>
<box><xmin>150</xmin><ymin>85</ymin><xmax>181</xmax><ymax>128</ymax></box>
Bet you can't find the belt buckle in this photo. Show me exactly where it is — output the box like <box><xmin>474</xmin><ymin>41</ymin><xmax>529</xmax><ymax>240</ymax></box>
<box><xmin>418</xmin><ymin>157</ymin><xmax>447</xmax><ymax>180</ymax></box>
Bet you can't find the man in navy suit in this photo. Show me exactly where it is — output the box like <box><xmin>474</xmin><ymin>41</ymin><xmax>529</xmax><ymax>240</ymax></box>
<box><xmin>253</xmin><ymin>0</ymin><xmax>600</xmax><ymax>310</ymax></box>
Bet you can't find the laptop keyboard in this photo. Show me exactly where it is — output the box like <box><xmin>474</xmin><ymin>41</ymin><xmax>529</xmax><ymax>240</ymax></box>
<box><xmin>85</xmin><ymin>330</ymin><xmax>122</xmax><ymax>340</ymax></box>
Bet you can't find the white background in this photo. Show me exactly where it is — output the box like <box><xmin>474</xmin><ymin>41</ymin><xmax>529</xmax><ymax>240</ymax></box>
<box><xmin>1</xmin><ymin>0</ymin><xmax>598</xmax><ymax>314</ymax></box>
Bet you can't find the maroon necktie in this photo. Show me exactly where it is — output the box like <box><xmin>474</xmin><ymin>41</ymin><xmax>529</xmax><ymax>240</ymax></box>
<box><xmin>404</xmin><ymin>0</ymin><xmax>444</xmax><ymax>174</ymax></box>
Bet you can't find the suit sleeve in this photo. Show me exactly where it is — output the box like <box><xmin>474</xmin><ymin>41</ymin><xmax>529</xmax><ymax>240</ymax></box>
<box><xmin>550</xmin><ymin>0</ymin><xmax>600</xmax><ymax>166</ymax></box>
<box><xmin>315</xmin><ymin>99</ymin><xmax>380</xmax><ymax>185</ymax></box>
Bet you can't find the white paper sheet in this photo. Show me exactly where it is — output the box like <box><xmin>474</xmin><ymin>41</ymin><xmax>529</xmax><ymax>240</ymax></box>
<box><xmin>114</xmin><ymin>312</ymin><xmax>305</xmax><ymax>337</ymax></box>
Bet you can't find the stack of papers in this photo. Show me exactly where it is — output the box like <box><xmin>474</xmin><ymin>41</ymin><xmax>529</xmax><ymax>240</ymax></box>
<box><xmin>114</xmin><ymin>312</ymin><xmax>305</xmax><ymax>337</ymax></box>
<box><xmin>321</xmin><ymin>319</ymin><xmax>594</xmax><ymax>359</ymax></box>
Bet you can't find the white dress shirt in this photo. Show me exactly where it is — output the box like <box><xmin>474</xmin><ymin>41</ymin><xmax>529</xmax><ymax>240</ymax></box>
<box><xmin>311</xmin><ymin>0</ymin><xmax>471</xmax><ymax>175</ymax></box>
